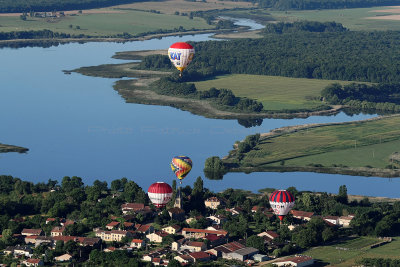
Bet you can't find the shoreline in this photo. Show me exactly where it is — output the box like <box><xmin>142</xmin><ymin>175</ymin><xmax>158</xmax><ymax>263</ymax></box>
<box><xmin>221</xmin><ymin>114</ymin><xmax>400</xmax><ymax>178</ymax></box>
<box><xmin>227</xmin><ymin>165</ymin><xmax>400</xmax><ymax>178</ymax></box>
<box><xmin>0</xmin><ymin>144</ymin><xmax>29</xmax><ymax>153</ymax></box>
<box><xmin>117</xmin><ymin>84</ymin><xmax>344</xmax><ymax>120</ymax></box>
<box><xmin>0</xmin><ymin>27</ymin><xmax>246</xmax><ymax>47</ymax></box>
<box><xmin>71</xmin><ymin>54</ymin><xmax>345</xmax><ymax>120</ymax></box>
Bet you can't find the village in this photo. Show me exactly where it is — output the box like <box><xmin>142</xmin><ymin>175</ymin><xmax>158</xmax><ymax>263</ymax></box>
<box><xmin>1</xmin><ymin>188</ymin><xmax>360</xmax><ymax>267</ymax></box>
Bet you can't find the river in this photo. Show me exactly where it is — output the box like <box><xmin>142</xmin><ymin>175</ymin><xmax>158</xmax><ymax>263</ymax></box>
<box><xmin>1</xmin><ymin>21</ymin><xmax>399</xmax><ymax>198</ymax></box>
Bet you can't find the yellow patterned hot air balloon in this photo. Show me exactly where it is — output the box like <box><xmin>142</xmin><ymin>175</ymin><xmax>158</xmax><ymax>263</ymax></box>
<box><xmin>171</xmin><ymin>156</ymin><xmax>192</xmax><ymax>183</ymax></box>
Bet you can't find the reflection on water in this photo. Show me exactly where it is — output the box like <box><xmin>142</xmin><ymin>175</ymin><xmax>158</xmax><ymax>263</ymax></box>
<box><xmin>1</xmin><ymin>28</ymin><xmax>397</xmax><ymax>198</ymax></box>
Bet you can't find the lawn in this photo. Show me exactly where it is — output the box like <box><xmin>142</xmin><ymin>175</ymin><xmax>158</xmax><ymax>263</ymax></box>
<box><xmin>269</xmin><ymin>6</ymin><xmax>400</xmax><ymax>31</ymax></box>
<box><xmin>239</xmin><ymin>115</ymin><xmax>400</xmax><ymax>167</ymax></box>
<box><xmin>302</xmin><ymin>237</ymin><xmax>400</xmax><ymax>266</ymax></box>
<box><xmin>0</xmin><ymin>8</ymin><xmax>213</xmax><ymax>36</ymax></box>
<box><xmin>194</xmin><ymin>74</ymin><xmax>365</xmax><ymax>111</ymax></box>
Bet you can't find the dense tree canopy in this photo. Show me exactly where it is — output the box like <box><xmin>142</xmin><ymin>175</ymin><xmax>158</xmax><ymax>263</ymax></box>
<box><xmin>142</xmin><ymin>31</ymin><xmax>400</xmax><ymax>84</ymax></box>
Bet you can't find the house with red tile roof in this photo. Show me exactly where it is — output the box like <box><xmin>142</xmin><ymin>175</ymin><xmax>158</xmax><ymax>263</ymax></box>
<box><xmin>51</xmin><ymin>226</ymin><xmax>66</xmax><ymax>237</ymax></box>
<box><xmin>174</xmin><ymin>254</ymin><xmax>194</xmax><ymax>264</ymax></box>
<box><xmin>181</xmin><ymin>241</ymin><xmax>207</xmax><ymax>252</ymax></box>
<box><xmin>339</xmin><ymin>216</ymin><xmax>354</xmax><ymax>227</ymax></box>
<box><xmin>123</xmin><ymin>222</ymin><xmax>135</xmax><ymax>229</ymax></box>
<box><xmin>204</xmin><ymin>197</ymin><xmax>222</xmax><ymax>210</ymax></box>
<box><xmin>189</xmin><ymin>251</ymin><xmax>211</xmax><ymax>262</ymax></box>
<box><xmin>136</xmin><ymin>224</ymin><xmax>154</xmax><ymax>234</ymax></box>
<box><xmin>162</xmin><ymin>225</ymin><xmax>182</xmax><ymax>235</ymax></box>
<box><xmin>95</xmin><ymin>229</ymin><xmax>132</xmax><ymax>242</ymax></box>
<box><xmin>273</xmin><ymin>255</ymin><xmax>314</xmax><ymax>266</ymax></box>
<box><xmin>323</xmin><ymin>216</ymin><xmax>340</xmax><ymax>225</ymax></box>
<box><xmin>146</xmin><ymin>231</ymin><xmax>169</xmax><ymax>243</ymax></box>
<box><xmin>290</xmin><ymin>210</ymin><xmax>315</xmax><ymax>221</ymax></box>
<box><xmin>131</xmin><ymin>239</ymin><xmax>146</xmax><ymax>248</ymax></box>
<box><xmin>121</xmin><ymin>203</ymin><xmax>145</xmax><ymax>214</ymax></box>
<box><xmin>106</xmin><ymin>221</ymin><xmax>120</xmax><ymax>230</ymax></box>
<box><xmin>257</xmin><ymin>231</ymin><xmax>279</xmax><ymax>240</ymax></box>
<box><xmin>205</xmin><ymin>234</ymin><xmax>227</xmax><ymax>247</ymax></box>
<box><xmin>182</xmin><ymin>228</ymin><xmax>228</xmax><ymax>239</ymax></box>
<box><xmin>21</xmin><ymin>229</ymin><xmax>43</xmax><ymax>236</ymax></box>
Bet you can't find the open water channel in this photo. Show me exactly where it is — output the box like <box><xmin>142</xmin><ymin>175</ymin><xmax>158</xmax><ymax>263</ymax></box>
<box><xmin>0</xmin><ymin>20</ymin><xmax>399</xmax><ymax>197</ymax></box>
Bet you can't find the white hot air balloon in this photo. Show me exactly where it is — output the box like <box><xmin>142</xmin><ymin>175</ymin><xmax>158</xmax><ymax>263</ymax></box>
<box><xmin>168</xmin><ymin>42</ymin><xmax>195</xmax><ymax>77</ymax></box>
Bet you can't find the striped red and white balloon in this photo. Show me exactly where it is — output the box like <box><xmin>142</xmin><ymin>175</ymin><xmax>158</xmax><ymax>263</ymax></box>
<box><xmin>148</xmin><ymin>182</ymin><xmax>173</xmax><ymax>208</ymax></box>
<box><xmin>269</xmin><ymin>190</ymin><xmax>295</xmax><ymax>221</ymax></box>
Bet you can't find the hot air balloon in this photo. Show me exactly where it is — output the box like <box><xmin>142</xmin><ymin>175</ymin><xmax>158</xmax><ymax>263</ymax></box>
<box><xmin>171</xmin><ymin>156</ymin><xmax>192</xmax><ymax>183</ymax></box>
<box><xmin>269</xmin><ymin>190</ymin><xmax>295</xmax><ymax>222</ymax></box>
<box><xmin>148</xmin><ymin>182</ymin><xmax>173</xmax><ymax>208</ymax></box>
<box><xmin>168</xmin><ymin>42</ymin><xmax>195</xmax><ymax>77</ymax></box>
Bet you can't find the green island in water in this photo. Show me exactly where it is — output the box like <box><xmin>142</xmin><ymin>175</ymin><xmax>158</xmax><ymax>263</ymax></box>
<box><xmin>0</xmin><ymin>143</ymin><xmax>28</xmax><ymax>153</ymax></box>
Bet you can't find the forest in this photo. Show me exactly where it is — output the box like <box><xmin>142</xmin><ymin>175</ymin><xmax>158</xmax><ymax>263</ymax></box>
<box><xmin>321</xmin><ymin>83</ymin><xmax>400</xmax><ymax>112</ymax></box>
<box><xmin>140</xmin><ymin>28</ymin><xmax>400</xmax><ymax>84</ymax></box>
<box><xmin>262</xmin><ymin>21</ymin><xmax>348</xmax><ymax>34</ymax></box>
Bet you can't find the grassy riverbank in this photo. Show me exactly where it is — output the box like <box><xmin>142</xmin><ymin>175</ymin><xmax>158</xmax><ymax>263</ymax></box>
<box><xmin>300</xmin><ymin>236</ymin><xmax>400</xmax><ymax>267</ymax></box>
<box><xmin>221</xmin><ymin>115</ymin><xmax>400</xmax><ymax>177</ymax></box>
<box><xmin>194</xmin><ymin>74</ymin><xmax>368</xmax><ymax>111</ymax></box>
<box><xmin>72</xmin><ymin>49</ymin><xmax>355</xmax><ymax>119</ymax></box>
<box><xmin>0</xmin><ymin>143</ymin><xmax>28</xmax><ymax>153</ymax></box>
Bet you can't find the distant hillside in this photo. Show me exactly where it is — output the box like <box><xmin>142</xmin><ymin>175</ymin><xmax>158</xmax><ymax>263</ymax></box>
<box><xmin>0</xmin><ymin>0</ymin><xmax>154</xmax><ymax>13</ymax></box>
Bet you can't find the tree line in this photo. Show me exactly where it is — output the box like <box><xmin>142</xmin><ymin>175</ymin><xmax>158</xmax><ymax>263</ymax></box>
<box><xmin>152</xmin><ymin>76</ymin><xmax>264</xmax><ymax>112</ymax></box>
<box><xmin>0</xmin><ymin>0</ymin><xmax>147</xmax><ymax>13</ymax></box>
<box><xmin>321</xmin><ymin>83</ymin><xmax>400</xmax><ymax>112</ymax></box>
<box><xmin>263</xmin><ymin>21</ymin><xmax>348</xmax><ymax>34</ymax></box>
<box><xmin>0</xmin><ymin>26</ymin><xmax>210</xmax><ymax>41</ymax></box>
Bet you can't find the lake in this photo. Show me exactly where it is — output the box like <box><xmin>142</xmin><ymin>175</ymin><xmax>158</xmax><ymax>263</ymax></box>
<box><xmin>1</xmin><ymin>26</ymin><xmax>399</xmax><ymax>198</ymax></box>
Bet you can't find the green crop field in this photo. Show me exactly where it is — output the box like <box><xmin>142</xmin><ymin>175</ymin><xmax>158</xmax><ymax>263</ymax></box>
<box><xmin>0</xmin><ymin>9</ymin><xmax>213</xmax><ymax>36</ymax></box>
<box><xmin>269</xmin><ymin>6</ymin><xmax>400</xmax><ymax>31</ymax></box>
<box><xmin>303</xmin><ymin>237</ymin><xmax>400</xmax><ymax>266</ymax></box>
<box><xmin>239</xmin><ymin>115</ymin><xmax>400</xmax><ymax>168</ymax></box>
<box><xmin>278</xmin><ymin>139</ymin><xmax>400</xmax><ymax>169</ymax></box>
<box><xmin>194</xmin><ymin>74</ymin><xmax>365</xmax><ymax>111</ymax></box>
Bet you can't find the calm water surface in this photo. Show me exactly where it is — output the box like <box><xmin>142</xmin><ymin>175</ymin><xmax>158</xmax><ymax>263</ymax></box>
<box><xmin>1</xmin><ymin>31</ymin><xmax>398</xmax><ymax>197</ymax></box>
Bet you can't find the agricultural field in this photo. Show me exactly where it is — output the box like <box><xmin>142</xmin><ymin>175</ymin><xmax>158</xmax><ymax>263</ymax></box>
<box><xmin>302</xmin><ymin>236</ymin><xmax>400</xmax><ymax>266</ymax></box>
<box><xmin>0</xmin><ymin>8</ymin><xmax>213</xmax><ymax>36</ymax></box>
<box><xmin>194</xmin><ymin>74</ymin><xmax>365</xmax><ymax>111</ymax></box>
<box><xmin>114</xmin><ymin>0</ymin><xmax>256</xmax><ymax>15</ymax></box>
<box><xmin>278</xmin><ymin>139</ymin><xmax>400</xmax><ymax>169</ymax></box>
<box><xmin>269</xmin><ymin>6</ymin><xmax>400</xmax><ymax>31</ymax></box>
<box><xmin>236</xmin><ymin>115</ymin><xmax>400</xmax><ymax>168</ymax></box>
